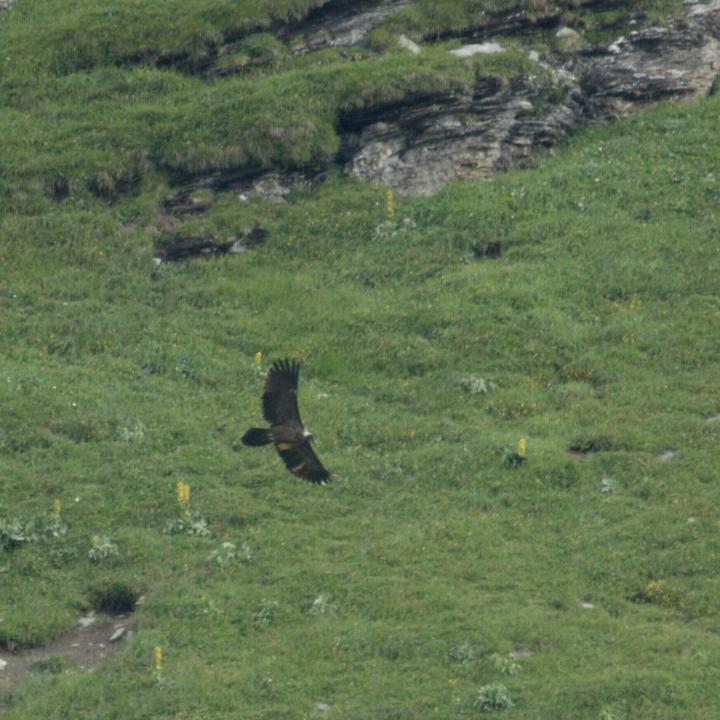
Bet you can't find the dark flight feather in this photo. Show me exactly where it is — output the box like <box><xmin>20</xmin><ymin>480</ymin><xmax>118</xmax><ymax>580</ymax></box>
<box><xmin>262</xmin><ymin>358</ymin><xmax>301</xmax><ymax>426</ymax></box>
<box><xmin>242</xmin><ymin>358</ymin><xmax>331</xmax><ymax>484</ymax></box>
<box><xmin>241</xmin><ymin>427</ymin><xmax>272</xmax><ymax>446</ymax></box>
<box><xmin>277</xmin><ymin>442</ymin><xmax>330</xmax><ymax>483</ymax></box>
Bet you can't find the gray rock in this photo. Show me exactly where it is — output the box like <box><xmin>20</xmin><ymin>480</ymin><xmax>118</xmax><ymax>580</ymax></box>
<box><xmin>0</xmin><ymin>0</ymin><xmax>16</xmax><ymax>11</ymax></box>
<box><xmin>556</xmin><ymin>27</ymin><xmax>581</xmax><ymax>39</ymax></box>
<box><xmin>510</xmin><ymin>648</ymin><xmax>534</xmax><ymax>659</ymax></box>
<box><xmin>691</xmin><ymin>0</ymin><xmax>720</xmax><ymax>15</ymax></box>
<box><xmin>555</xmin><ymin>27</ymin><xmax>585</xmax><ymax>51</ymax></box>
<box><xmin>450</xmin><ymin>42</ymin><xmax>504</xmax><ymax>57</ymax></box>
<box><xmin>109</xmin><ymin>626</ymin><xmax>127</xmax><ymax>643</ymax></box>
<box><xmin>398</xmin><ymin>34</ymin><xmax>421</xmax><ymax>55</ymax></box>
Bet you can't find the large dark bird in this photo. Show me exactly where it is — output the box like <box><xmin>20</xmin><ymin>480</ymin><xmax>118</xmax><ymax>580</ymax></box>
<box><xmin>241</xmin><ymin>359</ymin><xmax>331</xmax><ymax>484</ymax></box>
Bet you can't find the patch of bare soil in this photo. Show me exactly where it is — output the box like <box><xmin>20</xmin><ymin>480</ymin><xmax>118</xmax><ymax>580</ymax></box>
<box><xmin>0</xmin><ymin>611</ymin><xmax>135</xmax><ymax>692</ymax></box>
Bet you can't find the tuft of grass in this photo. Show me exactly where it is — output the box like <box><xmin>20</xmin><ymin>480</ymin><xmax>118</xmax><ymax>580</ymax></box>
<box><xmin>89</xmin><ymin>582</ymin><xmax>141</xmax><ymax>614</ymax></box>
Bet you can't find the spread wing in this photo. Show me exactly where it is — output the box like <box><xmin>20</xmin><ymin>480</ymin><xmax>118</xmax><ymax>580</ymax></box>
<box><xmin>275</xmin><ymin>438</ymin><xmax>331</xmax><ymax>485</ymax></box>
<box><xmin>262</xmin><ymin>359</ymin><xmax>302</xmax><ymax>426</ymax></box>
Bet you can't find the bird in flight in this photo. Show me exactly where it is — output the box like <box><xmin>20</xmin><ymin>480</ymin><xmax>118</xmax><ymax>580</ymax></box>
<box><xmin>241</xmin><ymin>359</ymin><xmax>331</xmax><ymax>484</ymax></box>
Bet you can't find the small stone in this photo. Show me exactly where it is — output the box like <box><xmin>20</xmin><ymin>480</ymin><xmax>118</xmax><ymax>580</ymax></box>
<box><xmin>78</xmin><ymin>614</ymin><xmax>96</xmax><ymax>628</ymax></box>
<box><xmin>0</xmin><ymin>658</ymin><xmax>7</xmax><ymax>670</ymax></box>
<box><xmin>580</xmin><ymin>601</ymin><xmax>594</xmax><ymax>609</ymax></box>
<box><xmin>555</xmin><ymin>27</ymin><xmax>584</xmax><ymax>51</ymax></box>
<box><xmin>109</xmin><ymin>626</ymin><xmax>127</xmax><ymax>643</ymax></box>
<box><xmin>528</xmin><ymin>50</ymin><xmax>540</xmax><ymax>62</ymax></box>
<box><xmin>608</xmin><ymin>36</ymin><xmax>626</xmax><ymax>54</ymax></box>
<box><xmin>556</xmin><ymin>27</ymin><xmax>580</xmax><ymax>39</ymax></box>
<box><xmin>315</xmin><ymin>703</ymin><xmax>330</xmax><ymax>712</ymax></box>
<box><xmin>510</xmin><ymin>648</ymin><xmax>534</xmax><ymax>659</ymax></box>
<box><xmin>657</xmin><ymin>450</ymin><xmax>676</xmax><ymax>461</ymax></box>
<box><xmin>706</xmin><ymin>414</ymin><xmax>720</xmax><ymax>423</ymax></box>
<box><xmin>450</xmin><ymin>42</ymin><xmax>504</xmax><ymax>57</ymax></box>
<box><xmin>691</xmin><ymin>0</ymin><xmax>720</xmax><ymax>15</ymax></box>
<box><xmin>229</xmin><ymin>240</ymin><xmax>248</xmax><ymax>254</ymax></box>
<box><xmin>600</xmin><ymin>477</ymin><xmax>617</xmax><ymax>494</ymax></box>
<box><xmin>398</xmin><ymin>34</ymin><xmax>421</xmax><ymax>55</ymax></box>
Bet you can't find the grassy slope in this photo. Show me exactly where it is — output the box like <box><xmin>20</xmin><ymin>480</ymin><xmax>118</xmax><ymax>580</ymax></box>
<box><xmin>0</xmin><ymin>0</ymin><xmax>685</xmax><ymax>201</ymax></box>
<box><xmin>2</xmin><ymin>1</ymin><xmax>720</xmax><ymax>718</ymax></box>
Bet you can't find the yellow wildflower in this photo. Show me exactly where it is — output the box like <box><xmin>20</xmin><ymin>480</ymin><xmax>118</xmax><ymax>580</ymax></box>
<box><xmin>255</xmin><ymin>351</ymin><xmax>262</xmax><ymax>366</ymax></box>
<box><xmin>153</xmin><ymin>645</ymin><xmax>163</xmax><ymax>677</ymax></box>
<box><xmin>385</xmin><ymin>188</ymin><xmax>395</xmax><ymax>217</ymax></box>
<box><xmin>517</xmin><ymin>437</ymin><xmax>527</xmax><ymax>457</ymax></box>
<box><xmin>176</xmin><ymin>481</ymin><xmax>190</xmax><ymax>507</ymax></box>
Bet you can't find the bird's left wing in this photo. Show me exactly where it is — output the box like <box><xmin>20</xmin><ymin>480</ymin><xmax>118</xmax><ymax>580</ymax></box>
<box><xmin>262</xmin><ymin>359</ymin><xmax>302</xmax><ymax>426</ymax></box>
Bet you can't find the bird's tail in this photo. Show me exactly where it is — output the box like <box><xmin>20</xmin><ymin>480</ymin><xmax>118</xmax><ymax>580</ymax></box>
<box><xmin>241</xmin><ymin>428</ymin><xmax>272</xmax><ymax>446</ymax></box>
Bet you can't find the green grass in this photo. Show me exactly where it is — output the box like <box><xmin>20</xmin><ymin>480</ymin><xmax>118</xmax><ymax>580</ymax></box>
<box><xmin>0</xmin><ymin>45</ymin><xmax>534</xmax><ymax>205</ymax></box>
<box><xmin>3</xmin><ymin>91</ymin><xmax>720</xmax><ymax>716</ymax></box>
<box><xmin>0</xmin><ymin>0</ymin><xmax>689</xmax><ymax>205</ymax></box>
<box><xmin>0</xmin><ymin>0</ymin><xmax>328</xmax><ymax>75</ymax></box>
<box><xmin>3</xmin><ymin>0</ymin><xmax>720</xmax><ymax>718</ymax></box>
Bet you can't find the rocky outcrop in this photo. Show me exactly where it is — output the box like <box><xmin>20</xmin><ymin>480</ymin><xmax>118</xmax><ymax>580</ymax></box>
<box><xmin>182</xmin><ymin>0</ymin><xmax>411</xmax><ymax>75</ymax></box>
<box><xmin>341</xmin><ymin>5</ymin><xmax>720</xmax><ymax>195</ymax></box>
<box><xmin>280</xmin><ymin>0</ymin><xmax>411</xmax><ymax>53</ymax></box>
<box><xmin>340</xmin><ymin>78</ymin><xmax>581</xmax><ymax>195</ymax></box>
<box><xmin>0</xmin><ymin>0</ymin><xmax>17</xmax><ymax>11</ymax></box>
<box><xmin>579</xmin><ymin>17</ymin><xmax>720</xmax><ymax>118</ymax></box>
<box><xmin>161</xmin><ymin>1</ymin><xmax>720</xmax><ymax>199</ymax></box>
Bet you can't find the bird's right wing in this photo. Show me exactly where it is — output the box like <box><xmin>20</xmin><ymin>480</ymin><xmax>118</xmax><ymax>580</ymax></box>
<box><xmin>275</xmin><ymin>438</ymin><xmax>331</xmax><ymax>485</ymax></box>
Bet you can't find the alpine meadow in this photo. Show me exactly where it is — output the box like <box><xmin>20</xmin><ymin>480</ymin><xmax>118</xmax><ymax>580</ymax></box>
<box><xmin>1</xmin><ymin>1</ymin><xmax>720</xmax><ymax>718</ymax></box>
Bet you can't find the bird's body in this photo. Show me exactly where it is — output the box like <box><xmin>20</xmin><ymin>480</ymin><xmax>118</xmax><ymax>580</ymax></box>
<box><xmin>241</xmin><ymin>359</ymin><xmax>330</xmax><ymax>484</ymax></box>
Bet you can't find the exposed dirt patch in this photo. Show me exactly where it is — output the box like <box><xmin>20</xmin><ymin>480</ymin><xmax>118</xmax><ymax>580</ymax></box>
<box><xmin>0</xmin><ymin>612</ymin><xmax>135</xmax><ymax>693</ymax></box>
<box><xmin>154</xmin><ymin>226</ymin><xmax>268</xmax><ymax>262</ymax></box>
<box><xmin>472</xmin><ymin>241</ymin><xmax>503</xmax><ymax>259</ymax></box>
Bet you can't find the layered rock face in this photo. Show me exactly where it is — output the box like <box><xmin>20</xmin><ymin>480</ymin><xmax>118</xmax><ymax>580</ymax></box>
<box><xmin>197</xmin><ymin>0</ymin><xmax>720</xmax><ymax>197</ymax></box>
<box><xmin>338</xmin><ymin>4</ymin><xmax>720</xmax><ymax>195</ymax></box>
<box><xmin>279</xmin><ymin>0</ymin><xmax>412</xmax><ymax>52</ymax></box>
